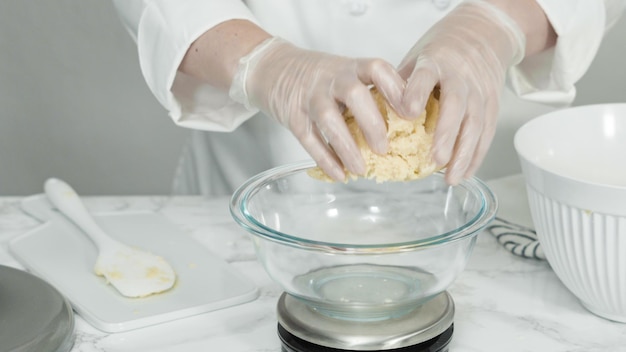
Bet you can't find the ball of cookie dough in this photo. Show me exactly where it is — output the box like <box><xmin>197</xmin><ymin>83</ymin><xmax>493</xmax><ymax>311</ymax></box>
<box><xmin>308</xmin><ymin>88</ymin><xmax>441</xmax><ymax>183</ymax></box>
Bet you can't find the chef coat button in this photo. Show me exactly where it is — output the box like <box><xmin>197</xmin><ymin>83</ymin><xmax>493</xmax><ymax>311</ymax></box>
<box><xmin>346</xmin><ymin>0</ymin><xmax>368</xmax><ymax>16</ymax></box>
<box><xmin>432</xmin><ymin>0</ymin><xmax>451</xmax><ymax>10</ymax></box>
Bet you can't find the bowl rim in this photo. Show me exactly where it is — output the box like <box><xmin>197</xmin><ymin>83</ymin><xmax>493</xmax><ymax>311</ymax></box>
<box><xmin>514</xmin><ymin>103</ymin><xmax>626</xmax><ymax>191</ymax></box>
<box><xmin>514</xmin><ymin>103</ymin><xmax>626</xmax><ymax>214</ymax></box>
<box><xmin>229</xmin><ymin>161</ymin><xmax>498</xmax><ymax>254</ymax></box>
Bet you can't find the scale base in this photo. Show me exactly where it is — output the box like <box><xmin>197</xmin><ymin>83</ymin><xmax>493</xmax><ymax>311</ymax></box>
<box><xmin>279</xmin><ymin>322</ymin><xmax>453</xmax><ymax>352</ymax></box>
<box><xmin>276</xmin><ymin>291</ymin><xmax>455</xmax><ymax>351</ymax></box>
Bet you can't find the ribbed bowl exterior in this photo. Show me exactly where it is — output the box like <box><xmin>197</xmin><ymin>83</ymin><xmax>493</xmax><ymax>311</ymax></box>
<box><xmin>527</xmin><ymin>187</ymin><xmax>626</xmax><ymax>322</ymax></box>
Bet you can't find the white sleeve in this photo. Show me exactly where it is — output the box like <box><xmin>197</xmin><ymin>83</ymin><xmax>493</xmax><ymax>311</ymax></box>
<box><xmin>507</xmin><ymin>0</ymin><xmax>625</xmax><ymax>106</ymax></box>
<box><xmin>111</xmin><ymin>0</ymin><xmax>260</xmax><ymax>132</ymax></box>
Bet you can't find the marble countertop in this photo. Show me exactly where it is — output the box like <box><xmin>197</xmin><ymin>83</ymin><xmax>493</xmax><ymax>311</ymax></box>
<box><xmin>0</xmin><ymin>191</ymin><xmax>625</xmax><ymax>352</ymax></box>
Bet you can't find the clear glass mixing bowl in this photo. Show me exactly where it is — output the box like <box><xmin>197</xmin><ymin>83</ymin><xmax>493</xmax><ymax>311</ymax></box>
<box><xmin>230</xmin><ymin>161</ymin><xmax>497</xmax><ymax>321</ymax></box>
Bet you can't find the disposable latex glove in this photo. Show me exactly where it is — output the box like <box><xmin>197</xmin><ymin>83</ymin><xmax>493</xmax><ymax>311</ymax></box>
<box><xmin>229</xmin><ymin>37</ymin><xmax>406</xmax><ymax>181</ymax></box>
<box><xmin>398</xmin><ymin>0</ymin><xmax>526</xmax><ymax>185</ymax></box>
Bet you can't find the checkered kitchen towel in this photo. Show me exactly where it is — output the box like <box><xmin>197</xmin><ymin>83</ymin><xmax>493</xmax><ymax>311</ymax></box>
<box><xmin>485</xmin><ymin>174</ymin><xmax>545</xmax><ymax>261</ymax></box>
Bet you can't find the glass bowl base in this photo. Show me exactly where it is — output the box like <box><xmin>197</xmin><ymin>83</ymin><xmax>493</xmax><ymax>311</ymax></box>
<box><xmin>291</xmin><ymin>263</ymin><xmax>445</xmax><ymax>321</ymax></box>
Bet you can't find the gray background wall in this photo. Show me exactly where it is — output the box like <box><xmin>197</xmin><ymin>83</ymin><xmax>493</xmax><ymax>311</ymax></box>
<box><xmin>0</xmin><ymin>1</ymin><xmax>625</xmax><ymax>196</ymax></box>
<box><xmin>0</xmin><ymin>1</ymin><xmax>188</xmax><ymax>196</ymax></box>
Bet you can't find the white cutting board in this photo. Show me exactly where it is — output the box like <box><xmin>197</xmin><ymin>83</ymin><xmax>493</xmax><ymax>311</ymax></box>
<box><xmin>9</xmin><ymin>195</ymin><xmax>259</xmax><ymax>333</ymax></box>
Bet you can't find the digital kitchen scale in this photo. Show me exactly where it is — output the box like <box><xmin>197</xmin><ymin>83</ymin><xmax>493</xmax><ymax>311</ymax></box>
<box><xmin>0</xmin><ymin>265</ymin><xmax>74</xmax><ymax>352</ymax></box>
<box><xmin>276</xmin><ymin>291</ymin><xmax>454</xmax><ymax>352</ymax></box>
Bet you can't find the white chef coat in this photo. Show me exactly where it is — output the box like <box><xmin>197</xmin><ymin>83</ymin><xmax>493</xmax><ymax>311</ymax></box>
<box><xmin>112</xmin><ymin>0</ymin><xmax>625</xmax><ymax>196</ymax></box>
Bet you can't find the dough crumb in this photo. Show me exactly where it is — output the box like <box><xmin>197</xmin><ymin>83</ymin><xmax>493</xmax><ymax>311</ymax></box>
<box><xmin>308</xmin><ymin>88</ymin><xmax>441</xmax><ymax>183</ymax></box>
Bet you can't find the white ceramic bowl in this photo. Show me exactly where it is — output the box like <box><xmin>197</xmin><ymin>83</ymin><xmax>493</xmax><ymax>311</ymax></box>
<box><xmin>515</xmin><ymin>103</ymin><xmax>626</xmax><ymax>323</ymax></box>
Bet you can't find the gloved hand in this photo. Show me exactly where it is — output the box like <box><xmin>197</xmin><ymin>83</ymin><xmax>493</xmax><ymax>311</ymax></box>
<box><xmin>229</xmin><ymin>37</ymin><xmax>406</xmax><ymax>181</ymax></box>
<box><xmin>398</xmin><ymin>0</ymin><xmax>526</xmax><ymax>185</ymax></box>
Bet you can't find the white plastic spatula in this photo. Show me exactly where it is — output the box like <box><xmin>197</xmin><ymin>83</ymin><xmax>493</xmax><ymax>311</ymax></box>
<box><xmin>44</xmin><ymin>178</ymin><xmax>177</xmax><ymax>298</ymax></box>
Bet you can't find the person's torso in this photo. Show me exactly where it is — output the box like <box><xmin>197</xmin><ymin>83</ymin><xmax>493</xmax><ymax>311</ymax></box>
<box><xmin>182</xmin><ymin>0</ymin><xmax>557</xmax><ymax>195</ymax></box>
<box><xmin>245</xmin><ymin>0</ymin><xmax>459</xmax><ymax>65</ymax></box>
